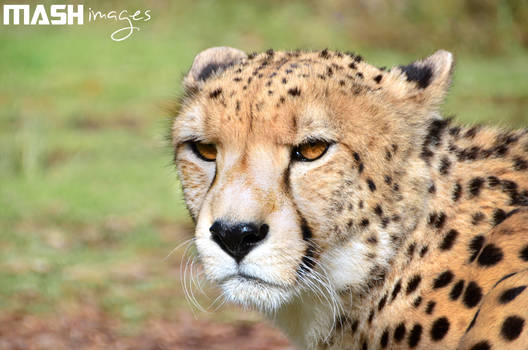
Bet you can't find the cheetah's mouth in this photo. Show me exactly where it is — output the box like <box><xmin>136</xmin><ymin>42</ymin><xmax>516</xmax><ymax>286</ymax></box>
<box><xmin>220</xmin><ymin>273</ymin><xmax>287</xmax><ymax>289</ymax></box>
<box><xmin>218</xmin><ymin>272</ymin><xmax>295</xmax><ymax>310</ymax></box>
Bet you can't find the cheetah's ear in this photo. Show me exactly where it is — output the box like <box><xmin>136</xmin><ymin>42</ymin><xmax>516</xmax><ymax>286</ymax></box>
<box><xmin>391</xmin><ymin>50</ymin><xmax>454</xmax><ymax>110</ymax></box>
<box><xmin>184</xmin><ymin>46</ymin><xmax>247</xmax><ymax>91</ymax></box>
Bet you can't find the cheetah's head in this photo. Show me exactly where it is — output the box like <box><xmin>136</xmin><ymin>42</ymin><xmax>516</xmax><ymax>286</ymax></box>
<box><xmin>172</xmin><ymin>47</ymin><xmax>454</xmax><ymax>312</ymax></box>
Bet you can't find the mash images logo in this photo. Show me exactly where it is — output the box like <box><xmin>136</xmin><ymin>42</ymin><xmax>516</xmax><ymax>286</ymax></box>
<box><xmin>2</xmin><ymin>4</ymin><xmax>151</xmax><ymax>41</ymax></box>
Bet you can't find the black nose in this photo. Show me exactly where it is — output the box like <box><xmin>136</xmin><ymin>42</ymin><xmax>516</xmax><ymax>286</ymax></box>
<box><xmin>209</xmin><ymin>220</ymin><xmax>269</xmax><ymax>263</ymax></box>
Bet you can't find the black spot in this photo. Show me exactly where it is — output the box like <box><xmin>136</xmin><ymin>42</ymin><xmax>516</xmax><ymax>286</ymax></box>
<box><xmin>385</xmin><ymin>149</ymin><xmax>392</xmax><ymax>161</ymax></box>
<box><xmin>406</xmin><ymin>275</ymin><xmax>422</xmax><ymax>295</ymax></box>
<box><xmin>320</xmin><ymin>49</ymin><xmax>330</xmax><ymax>59</ymax></box>
<box><xmin>367</xmin><ymin>179</ymin><xmax>376</xmax><ymax>192</ymax></box>
<box><xmin>488</xmin><ymin>176</ymin><xmax>500</xmax><ymax>187</ymax></box>
<box><xmin>391</xmin><ymin>280</ymin><xmax>402</xmax><ymax>301</ymax></box>
<box><xmin>351</xmin><ymin>319</ymin><xmax>359</xmax><ymax>334</ymax></box>
<box><xmin>463</xmin><ymin>281</ymin><xmax>483</xmax><ymax>308</ymax></box>
<box><xmin>464</xmin><ymin>126</ymin><xmax>479</xmax><ymax>139</ymax></box>
<box><xmin>450</xmin><ymin>280</ymin><xmax>465</xmax><ymax>300</ymax></box>
<box><xmin>366</xmin><ymin>235</ymin><xmax>378</xmax><ymax>245</ymax></box>
<box><xmin>209</xmin><ymin>88</ymin><xmax>222</xmax><ymax>99</ymax></box>
<box><xmin>452</xmin><ymin>183</ymin><xmax>462</xmax><ymax>201</ymax></box>
<box><xmin>449</xmin><ymin>126</ymin><xmax>461</xmax><ymax>136</ymax></box>
<box><xmin>408</xmin><ymin>323</ymin><xmax>422</xmax><ymax>348</ymax></box>
<box><xmin>433</xmin><ymin>271</ymin><xmax>454</xmax><ymax>289</ymax></box>
<box><xmin>384</xmin><ymin>175</ymin><xmax>392</xmax><ymax>185</ymax></box>
<box><xmin>354</xmin><ymin>55</ymin><xmax>363</xmax><ymax>62</ymax></box>
<box><xmin>431</xmin><ymin>317</ymin><xmax>449</xmax><ymax>341</ymax></box>
<box><xmin>247</xmin><ymin>52</ymin><xmax>257</xmax><ymax>59</ymax></box>
<box><xmin>428</xmin><ymin>212</ymin><xmax>446</xmax><ymax>229</ymax></box>
<box><xmin>419</xmin><ymin>246</ymin><xmax>429</xmax><ymax>258</ymax></box>
<box><xmin>356</xmin><ymin>72</ymin><xmax>364</xmax><ymax>79</ymax></box>
<box><xmin>477</xmin><ymin>244</ymin><xmax>503</xmax><ymax>267</ymax></box>
<box><xmin>469</xmin><ymin>235</ymin><xmax>485</xmax><ymax>263</ymax></box>
<box><xmin>513</xmin><ymin>156</ymin><xmax>528</xmax><ymax>171</ymax></box>
<box><xmin>413</xmin><ymin>296</ymin><xmax>422</xmax><ymax>308</ymax></box>
<box><xmin>394</xmin><ymin>323</ymin><xmax>406</xmax><ymax>342</ymax></box>
<box><xmin>378</xmin><ymin>293</ymin><xmax>388</xmax><ymax>311</ymax></box>
<box><xmin>499</xmin><ymin>286</ymin><xmax>527</xmax><ymax>304</ymax></box>
<box><xmin>357</xmin><ymin>163</ymin><xmax>364</xmax><ymax>173</ymax></box>
<box><xmin>407</xmin><ymin>243</ymin><xmax>416</xmax><ymax>258</ymax></box>
<box><xmin>360</xmin><ymin>218</ymin><xmax>370</xmax><ymax>227</ymax></box>
<box><xmin>501</xmin><ymin>315</ymin><xmax>525</xmax><ymax>341</ymax></box>
<box><xmin>466</xmin><ymin>309</ymin><xmax>480</xmax><ymax>333</ymax></box>
<box><xmin>439</xmin><ymin>157</ymin><xmax>451</xmax><ymax>175</ymax></box>
<box><xmin>469</xmin><ymin>177</ymin><xmax>485</xmax><ymax>197</ymax></box>
<box><xmin>428</xmin><ymin>183</ymin><xmax>436</xmax><ymax>194</ymax></box>
<box><xmin>472</xmin><ymin>212</ymin><xmax>485</xmax><ymax>225</ymax></box>
<box><xmin>380</xmin><ymin>328</ymin><xmax>389</xmax><ymax>348</ymax></box>
<box><xmin>368</xmin><ymin>309</ymin><xmax>374</xmax><ymax>323</ymax></box>
<box><xmin>520</xmin><ymin>245</ymin><xmax>528</xmax><ymax>261</ymax></box>
<box><xmin>374</xmin><ymin>205</ymin><xmax>383</xmax><ymax>216</ymax></box>
<box><xmin>281</xmin><ymin>77</ymin><xmax>287</xmax><ymax>84</ymax></box>
<box><xmin>425</xmin><ymin>301</ymin><xmax>436</xmax><ymax>314</ymax></box>
<box><xmin>493</xmin><ymin>143</ymin><xmax>509</xmax><ymax>157</ymax></box>
<box><xmin>374</xmin><ymin>74</ymin><xmax>383</xmax><ymax>83</ymax></box>
<box><xmin>348</xmin><ymin>62</ymin><xmax>357</xmax><ymax>69</ymax></box>
<box><xmin>362</xmin><ymin>339</ymin><xmax>368</xmax><ymax>350</ymax></box>
<box><xmin>469</xmin><ymin>341</ymin><xmax>491</xmax><ymax>350</ymax></box>
<box><xmin>399</xmin><ymin>63</ymin><xmax>433</xmax><ymax>88</ymax></box>
<box><xmin>287</xmin><ymin>87</ymin><xmax>301</xmax><ymax>96</ymax></box>
<box><xmin>436</xmin><ymin>213</ymin><xmax>447</xmax><ymax>228</ymax></box>
<box><xmin>440</xmin><ymin>229</ymin><xmax>459</xmax><ymax>251</ymax></box>
<box><xmin>492</xmin><ymin>208</ymin><xmax>510</xmax><ymax>226</ymax></box>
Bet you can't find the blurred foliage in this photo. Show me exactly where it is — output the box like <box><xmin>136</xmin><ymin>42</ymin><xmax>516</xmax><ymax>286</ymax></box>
<box><xmin>0</xmin><ymin>0</ymin><xmax>526</xmax><ymax>338</ymax></box>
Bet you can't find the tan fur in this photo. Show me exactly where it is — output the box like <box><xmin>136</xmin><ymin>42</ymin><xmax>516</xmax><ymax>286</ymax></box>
<box><xmin>172</xmin><ymin>48</ymin><xmax>528</xmax><ymax>349</ymax></box>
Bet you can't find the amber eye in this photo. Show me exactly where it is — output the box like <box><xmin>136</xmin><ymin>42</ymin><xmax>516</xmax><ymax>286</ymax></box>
<box><xmin>190</xmin><ymin>142</ymin><xmax>217</xmax><ymax>162</ymax></box>
<box><xmin>292</xmin><ymin>140</ymin><xmax>331</xmax><ymax>161</ymax></box>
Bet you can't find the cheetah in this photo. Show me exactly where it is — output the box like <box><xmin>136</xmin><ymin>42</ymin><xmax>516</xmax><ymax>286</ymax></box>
<box><xmin>171</xmin><ymin>47</ymin><xmax>528</xmax><ymax>349</ymax></box>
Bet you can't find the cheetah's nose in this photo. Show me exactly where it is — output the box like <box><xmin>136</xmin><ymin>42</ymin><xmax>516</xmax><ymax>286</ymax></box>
<box><xmin>209</xmin><ymin>220</ymin><xmax>269</xmax><ymax>263</ymax></box>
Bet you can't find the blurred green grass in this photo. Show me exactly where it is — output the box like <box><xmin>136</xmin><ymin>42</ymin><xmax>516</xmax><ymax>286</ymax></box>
<box><xmin>0</xmin><ymin>0</ymin><xmax>527</xmax><ymax>334</ymax></box>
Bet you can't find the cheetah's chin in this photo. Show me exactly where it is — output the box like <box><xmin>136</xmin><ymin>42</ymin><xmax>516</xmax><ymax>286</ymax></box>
<box><xmin>220</xmin><ymin>274</ymin><xmax>294</xmax><ymax>312</ymax></box>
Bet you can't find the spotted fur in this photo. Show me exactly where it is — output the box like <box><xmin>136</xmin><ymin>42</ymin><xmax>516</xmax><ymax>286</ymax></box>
<box><xmin>172</xmin><ymin>47</ymin><xmax>528</xmax><ymax>349</ymax></box>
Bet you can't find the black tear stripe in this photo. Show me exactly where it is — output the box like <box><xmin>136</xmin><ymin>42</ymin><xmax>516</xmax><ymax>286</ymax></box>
<box><xmin>297</xmin><ymin>216</ymin><xmax>317</xmax><ymax>275</ymax></box>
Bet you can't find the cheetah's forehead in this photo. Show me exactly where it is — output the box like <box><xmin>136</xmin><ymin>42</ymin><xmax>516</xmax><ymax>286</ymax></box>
<box><xmin>175</xmin><ymin>50</ymin><xmax>387</xmax><ymax>145</ymax></box>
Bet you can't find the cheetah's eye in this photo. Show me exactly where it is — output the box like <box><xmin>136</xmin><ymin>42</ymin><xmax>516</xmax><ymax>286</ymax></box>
<box><xmin>292</xmin><ymin>140</ymin><xmax>331</xmax><ymax>162</ymax></box>
<box><xmin>190</xmin><ymin>142</ymin><xmax>217</xmax><ymax>162</ymax></box>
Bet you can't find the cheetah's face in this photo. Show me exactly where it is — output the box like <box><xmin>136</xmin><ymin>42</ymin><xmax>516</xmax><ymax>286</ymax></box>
<box><xmin>173</xmin><ymin>47</ymin><xmax>453</xmax><ymax>311</ymax></box>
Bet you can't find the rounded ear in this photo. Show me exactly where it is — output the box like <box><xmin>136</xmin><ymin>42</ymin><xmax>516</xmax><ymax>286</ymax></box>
<box><xmin>184</xmin><ymin>46</ymin><xmax>247</xmax><ymax>91</ymax></box>
<box><xmin>391</xmin><ymin>50</ymin><xmax>454</xmax><ymax>109</ymax></box>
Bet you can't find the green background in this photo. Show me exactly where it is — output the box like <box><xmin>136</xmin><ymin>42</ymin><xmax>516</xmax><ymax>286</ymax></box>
<box><xmin>1</xmin><ymin>0</ymin><xmax>527</xmax><ymax>347</ymax></box>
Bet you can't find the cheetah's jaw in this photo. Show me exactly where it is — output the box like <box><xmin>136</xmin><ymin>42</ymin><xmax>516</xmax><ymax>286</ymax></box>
<box><xmin>220</xmin><ymin>274</ymin><xmax>295</xmax><ymax>312</ymax></box>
